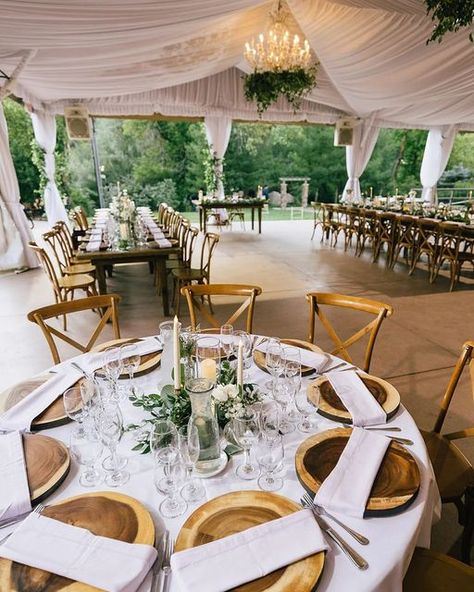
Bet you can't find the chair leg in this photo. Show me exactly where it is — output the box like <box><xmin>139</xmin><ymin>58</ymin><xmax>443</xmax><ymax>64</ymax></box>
<box><xmin>461</xmin><ymin>486</ymin><xmax>474</xmax><ymax>564</ymax></box>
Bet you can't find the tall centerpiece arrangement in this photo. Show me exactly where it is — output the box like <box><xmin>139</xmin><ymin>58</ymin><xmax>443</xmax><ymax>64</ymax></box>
<box><xmin>109</xmin><ymin>189</ymin><xmax>137</xmax><ymax>248</ymax></box>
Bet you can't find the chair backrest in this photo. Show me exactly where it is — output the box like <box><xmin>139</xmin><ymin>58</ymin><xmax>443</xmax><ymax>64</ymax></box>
<box><xmin>306</xmin><ymin>292</ymin><xmax>393</xmax><ymax>372</ymax></box>
<box><xmin>199</xmin><ymin>232</ymin><xmax>220</xmax><ymax>278</ymax></box>
<box><xmin>73</xmin><ymin>207</ymin><xmax>89</xmax><ymax>231</ymax></box>
<box><xmin>180</xmin><ymin>284</ymin><xmax>262</xmax><ymax>333</ymax></box>
<box><xmin>42</xmin><ymin>230</ymin><xmax>68</xmax><ymax>275</ymax></box>
<box><xmin>438</xmin><ymin>222</ymin><xmax>463</xmax><ymax>260</ymax></box>
<box><xmin>158</xmin><ymin>202</ymin><xmax>168</xmax><ymax>224</ymax></box>
<box><xmin>29</xmin><ymin>241</ymin><xmax>62</xmax><ymax>298</ymax></box>
<box><xmin>54</xmin><ymin>221</ymin><xmax>75</xmax><ymax>261</ymax></box>
<box><xmin>27</xmin><ymin>294</ymin><xmax>121</xmax><ymax>364</ymax></box>
<box><xmin>432</xmin><ymin>340</ymin><xmax>474</xmax><ymax>435</ymax></box>
<box><xmin>416</xmin><ymin>218</ymin><xmax>440</xmax><ymax>253</ymax></box>
<box><xmin>182</xmin><ymin>226</ymin><xmax>199</xmax><ymax>267</ymax></box>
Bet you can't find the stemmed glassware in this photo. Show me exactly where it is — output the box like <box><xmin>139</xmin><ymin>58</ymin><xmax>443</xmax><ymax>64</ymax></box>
<box><xmin>119</xmin><ymin>344</ymin><xmax>140</xmax><ymax>394</ymax></box>
<box><xmin>256</xmin><ymin>433</ymin><xmax>284</xmax><ymax>491</ymax></box>
<box><xmin>63</xmin><ymin>387</ymin><xmax>86</xmax><ymax>430</ymax></box>
<box><xmin>150</xmin><ymin>420</ymin><xmax>179</xmax><ymax>494</ymax></box>
<box><xmin>265</xmin><ymin>342</ymin><xmax>283</xmax><ymax>393</ymax></box>
<box><xmin>272</xmin><ymin>379</ymin><xmax>296</xmax><ymax>434</ymax></box>
<box><xmin>219</xmin><ymin>324</ymin><xmax>234</xmax><ymax>359</ymax></box>
<box><xmin>154</xmin><ymin>447</ymin><xmax>187</xmax><ymax>518</ymax></box>
<box><xmin>257</xmin><ymin>400</ymin><xmax>281</xmax><ymax>438</ymax></box>
<box><xmin>96</xmin><ymin>404</ymin><xmax>130</xmax><ymax>487</ymax></box>
<box><xmin>233</xmin><ymin>409</ymin><xmax>260</xmax><ymax>480</ymax></box>
<box><xmin>178</xmin><ymin>425</ymin><xmax>205</xmax><ymax>502</ymax></box>
<box><xmin>69</xmin><ymin>424</ymin><xmax>103</xmax><ymax>487</ymax></box>
<box><xmin>104</xmin><ymin>347</ymin><xmax>123</xmax><ymax>401</ymax></box>
<box><xmin>283</xmin><ymin>355</ymin><xmax>302</xmax><ymax>424</ymax></box>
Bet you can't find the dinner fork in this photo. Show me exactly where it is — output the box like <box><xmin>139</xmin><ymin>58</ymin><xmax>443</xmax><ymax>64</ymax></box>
<box><xmin>301</xmin><ymin>493</ymin><xmax>369</xmax><ymax>545</ymax></box>
<box><xmin>0</xmin><ymin>504</ymin><xmax>44</xmax><ymax>545</ymax></box>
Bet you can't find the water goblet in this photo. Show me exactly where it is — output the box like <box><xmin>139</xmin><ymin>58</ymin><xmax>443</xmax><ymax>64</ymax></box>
<box><xmin>265</xmin><ymin>343</ymin><xmax>283</xmax><ymax>393</ymax></box>
<box><xmin>96</xmin><ymin>405</ymin><xmax>130</xmax><ymax>487</ymax></box>
<box><xmin>272</xmin><ymin>379</ymin><xmax>296</xmax><ymax>434</ymax></box>
<box><xmin>258</xmin><ymin>400</ymin><xmax>281</xmax><ymax>438</ymax></box>
<box><xmin>104</xmin><ymin>347</ymin><xmax>123</xmax><ymax>401</ymax></box>
<box><xmin>233</xmin><ymin>409</ymin><xmax>260</xmax><ymax>480</ymax></box>
<box><xmin>295</xmin><ymin>387</ymin><xmax>319</xmax><ymax>433</ymax></box>
<box><xmin>150</xmin><ymin>420</ymin><xmax>179</xmax><ymax>494</ymax></box>
<box><xmin>155</xmin><ymin>447</ymin><xmax>187</xmax><ymax>518</ymax></box>
<box><xmin>63</xmin><ymin>387</ymin><xmax>85</xmax><ymax>424</ymax></box>
<box><xmin>69</xmin><ymin>424</ymin><xmax>103</xmax><ymax>487</ymax></box>
<box><xmin>119</xmin><ymin>343</ymin><xmax>141</xmax><ymax>393</ymax></box>
<box><xmin>178</xmin><ymin>425</ymin><xmax>205</xmax><ymax>502</ymax></box>
<box><xmin>256</xmin><ymin>433</ymin><xmax>284</xmax><ymax>491</ymax></box>
<box><xmin>219</xmin><ymin>324</ymin><xmax>234</xmax><ymax>359</ymax></box>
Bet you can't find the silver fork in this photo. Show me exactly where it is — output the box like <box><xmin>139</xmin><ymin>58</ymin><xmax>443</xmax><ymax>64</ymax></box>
<box><xmin>0</xmin><ymin>504</ymin><xmax>44</xmax><ymax>545</ymax></box>
<box><xmin>302</xmin><ymin>493</ymin><xmax>369</xmax><ymax>545</ymax></box>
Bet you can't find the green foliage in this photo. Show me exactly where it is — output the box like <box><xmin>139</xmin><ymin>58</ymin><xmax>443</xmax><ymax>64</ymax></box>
<box><xmin>244</xmin><ymin>67</ymin><xmax>317</xmax><ymax>114</ymax></box>
<box><xmin>425</xmin><ymin>0</ymin><xmax>474</xmax><ymax>43</ymax></box>
<box><xmin>203</xmin><ymin>148</ymin><xmax>225</xmax><ymax>195</ymax></box>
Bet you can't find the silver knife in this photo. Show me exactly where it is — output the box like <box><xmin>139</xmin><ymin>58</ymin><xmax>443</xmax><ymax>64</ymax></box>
<box><xmin>159</xmin><ymin>530</ymin><xmax>173</xmax><ymax>592</ymax></box>
<box><xmin>305</xmin><ymin>504</ymin><xmax>368</xmax><ymax>570</ymax></box>
<box><xmin>150</xmin><ymin>531</ymin><xmax>167</xmax><ymax>592</ymax></box>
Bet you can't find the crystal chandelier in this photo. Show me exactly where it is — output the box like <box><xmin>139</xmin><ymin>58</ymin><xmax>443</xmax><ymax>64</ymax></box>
<box><xmin>243</xmin><ymin>1</ymin><xmax>317</xmax><ymax>114</ymax></box>
<box><xmin>244</xmin><ymin>3</ymin><xmax>311</xmax><ymax>73</ymax></box>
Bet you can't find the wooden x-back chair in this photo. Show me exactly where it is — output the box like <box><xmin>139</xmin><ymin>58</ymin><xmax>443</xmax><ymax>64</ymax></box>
<box><xmin>306</xmin><ymin>292</ymin><xmax>393</xmax><ymax>373</ymax></box>
<box><xmin>27</xmin><ymin>295</ymin><xmax>121</xmax><ymax>364</ymax></box>
<box><xmin>181</xmin><ymin>284</ymin><xmax>262</xmax><ymax>334</ymax></box>
<box><xmin>421</xmin><ymin>340</ymin><xmax>474</xmax><ymax>564</ymax></box>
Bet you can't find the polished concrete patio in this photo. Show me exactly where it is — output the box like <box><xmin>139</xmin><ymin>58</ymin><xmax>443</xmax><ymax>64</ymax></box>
<box><xmin>1</xmin><ymin>219</ymin><xmax>472</xmax><ymax>560</ymax></box>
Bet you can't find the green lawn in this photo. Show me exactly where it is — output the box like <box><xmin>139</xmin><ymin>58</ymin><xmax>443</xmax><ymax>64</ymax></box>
<box><xmin>181</xmin><ymin>207</ymin><xmax>315</xmax><ymax>223</ymax></box>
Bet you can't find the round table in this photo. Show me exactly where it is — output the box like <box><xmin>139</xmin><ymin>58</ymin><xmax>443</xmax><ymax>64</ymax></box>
<box><xmin>0</xmin><ymin>335</ymin><xmax>440</xmax><ymax>592</ymax></box>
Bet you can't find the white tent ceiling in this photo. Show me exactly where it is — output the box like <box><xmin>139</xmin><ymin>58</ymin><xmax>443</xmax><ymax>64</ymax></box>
<box><xmin>1</xmin><ymin>0</ymin><xmax>474</xmax><ymax>129</ymax></box>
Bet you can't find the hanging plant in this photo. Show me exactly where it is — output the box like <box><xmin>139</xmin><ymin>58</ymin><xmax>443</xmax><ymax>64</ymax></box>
<box><xmin>425</xmin><ymin>0</ymin><xmax>474</xmax><ymax>43</ymax></box>
<box><xmin>244</xmin><ymin>66</ymin><xmax>317</xmax><ymax>115</ymax></box>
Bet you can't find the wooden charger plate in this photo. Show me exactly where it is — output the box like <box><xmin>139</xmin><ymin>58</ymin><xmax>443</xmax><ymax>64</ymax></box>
<box><xmin>91</xmin><ymin>337</ymin><xmax>161</xmax><ymax>378</ymax></box>
<box><xmin>253</xmin><ymin>339</ymin><xmax>325</xmax><ymax>377</ymax></box>
<box><xmin>295</xmin><ymin>428</ymin><xmax>421</xmax><ymax>515</ymax></box>
<box><xmin>23</xmin><ymin>433</ymin><xmax>70</xmax><ymax>504</ymax></box>
<box><xmin>0</xmin><ymin>375</ymin><xmax>82</xmax><ymax>431</ymax></box>
<box><xmin>307</xmin><ymin>371</ymin><xmax>400</xmax><ymax>423</ymax></box>
<box><xmin>0</xmin><ymin>492</ymin><xmax>155</xmax><ymax>592</ymax></box>
<box><xmin>175</xmin><ymin>490</ymin><xmax>325</xmax><ymax>592</ymax></box>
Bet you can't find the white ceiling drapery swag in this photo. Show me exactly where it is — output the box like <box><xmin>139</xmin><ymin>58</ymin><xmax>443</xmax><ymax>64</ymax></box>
<box><xmin>204</xmin><ymin>116</ymin><xmax>233</xmax><ymax>199</ymax></box>
<box><xmin>30</xmin><ymin>111</ymin><xmax>70</xmax><ymax>228</ymax></box>
<box><xmin>0</xmin><ymin>102</ymin><xmax>37</xmax><ymax>271</ymax></box>
<box><xmin>343</xmin><ymin>119</ymin><xmax>379</xmax><ymax>201</ymax></box>
<box><xmin>420</xmin><ymin>126</ymin><xmax>458</xmax><ymax>204</ymax></box>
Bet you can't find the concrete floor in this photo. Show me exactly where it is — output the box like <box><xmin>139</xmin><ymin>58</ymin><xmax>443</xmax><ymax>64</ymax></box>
<box><xmin>1</xmin><ymin>219</ymin><xmax>473</xmax><ymax>560</ymax></box>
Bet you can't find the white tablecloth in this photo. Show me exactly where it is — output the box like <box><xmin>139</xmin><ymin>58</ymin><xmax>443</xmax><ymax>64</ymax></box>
<box><xmin>0</xmin><ymin>336</ymin><xmax>440</xmax><ymax>592</ymax></box>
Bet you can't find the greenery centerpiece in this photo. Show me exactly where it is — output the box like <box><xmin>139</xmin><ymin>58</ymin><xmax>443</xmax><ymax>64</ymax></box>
<box><xmin>109</xmin><ymin>189</ymin><xmax>137</xmax><ymax>248</ymax></box>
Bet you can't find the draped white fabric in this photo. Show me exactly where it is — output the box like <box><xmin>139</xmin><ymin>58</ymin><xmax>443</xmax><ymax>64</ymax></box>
<box><xmin>343</xmin><ymin>120</ymin><xmax>379</xmax><ymax>201</ymax></box>
<box><xmin>30</xmin><ymin>112</ymin><xmax>70</xmax><ymax>227</ymax></box>
<box><xmin>0</xmin><ymin>103</ymin><xmax>36</xmax><ymax>270</ymax></box>
<box><xmin>0</xmin><ymin>1</ymin><xmax>474</xmax><ymax>129</ymax></box>
<box><xmin>205</xmin><ymin>116</ymin><xmax>232</xmax><ymax>199</ymax></box>
<box><xmin>420</xmin><ymin>127</ymin><xmax>457</xmax><ymax>204</ymax></box>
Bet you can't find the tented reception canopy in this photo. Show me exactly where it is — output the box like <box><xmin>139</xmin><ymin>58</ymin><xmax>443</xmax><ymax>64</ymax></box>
<box><xmin>1</xmin><ymin>0</ymin><xmax>474</xmax><ymax>129</ymax></box>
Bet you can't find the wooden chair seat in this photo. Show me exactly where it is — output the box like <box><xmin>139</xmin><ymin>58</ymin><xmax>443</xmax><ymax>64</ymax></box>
<box><xmin>58</xmin><ymin>273</ymin><xmax>96</xmax><ymax>290</ymax></box>
<box><xmin>403</xmin><ymin>548</ymin><xmax>474</xmax><ymax>592</ymax></box>
<box><xmin>171</xmin><ymin>267</ymin><xmax>206</xmax><ymax>282</ymax></box>
<box><xmin>421</xmin><ymin>431</ymin><xmax>474</xmax><ymax>501</ymax></box>
<box><xmin>64</xmin><ymin>263</ymin><xmax>96</xmax><ymax>276</ymax></box>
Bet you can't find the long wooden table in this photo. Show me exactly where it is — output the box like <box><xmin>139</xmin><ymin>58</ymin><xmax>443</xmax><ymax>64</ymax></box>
<box><xmin>193</xmin><ymin>200</ymin><xmax>265</xmax><ymax>234</ymax></box>
<box><xmin>76</xmin><ymin>245</ymin><xmax>181</xmax><ymax>316</ymax></box>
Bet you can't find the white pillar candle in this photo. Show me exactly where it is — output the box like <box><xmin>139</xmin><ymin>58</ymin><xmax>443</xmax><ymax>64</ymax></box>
<box><xmin>237</xmin><ymin>339</ymin><xmax>244</xmax><ymax>388</ymax></box>
<box><xmin>201</xmin><ymin>358</ymin><xmax>217</xmax><ymax>382</ymax></box>
<box><xmin>173</xmin><ymin>315</ymin><xmax>180</xmax><ymax>390</ymax></box>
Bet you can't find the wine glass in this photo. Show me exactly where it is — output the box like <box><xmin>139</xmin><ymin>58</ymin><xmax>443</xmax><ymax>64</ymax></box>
<box><xmin>150</xmin><ymin>420</ymin><xmax>179</xmax><ymax>494</ymax></box>
<box><xmin>119</xmin><ymin>344</ymin><xmax>141</xmax><ymax>393</ymax></box>
<box><xmin>258</xmin><ymin>400</ymin><xmax>281</xmax><ymax>438</ymax></box>
<box><xmin>96</xmin><ymin>405</ymin><xmax>130</xmax><ymax>487</ymax></box>
<box><xmin>256</xmin><ymin>433</ymin><xmax>284</xmax><ymax>491</ymax></box>
<box><xmin>178</xmin><ymin>425</ymin><xmax>205</xmax><ymax>502</ymax></box>
<box><xmin>295</xmin><ymin>387</ymin><xmax>319</xmax><ymax>433</ymax></box>
<box><xmin>104</xmin><ymin>347</ymin><xmax>123</xmax><ymax>401</ymax></box>
<box><xmin>272</xmin><ymin>379</ymin><xmax>296</xmax><ymax>434</ymax></box>
<box><xmin>69</xmin><ymin>424</ymin><xmax>103</xmax><ymax>487</ymax></box>
<box><xmin>233</xmin><ymin>409</ymin><xmax>260</xmax><ymax>480</ymax></box>
<box><xmin>155</xmin><ymin>447</ymin><xmax>187</xmax><ymax>518</ymax></box>
<box><xmin>265</xmin><ymin>343</ymin><xmax>283</xmax><ymax>393</ymax></box>
<box><xmin>219</xmin><ymin>324</ymin><xmax>234</xmax><ymax>359</ymax></box>
<box><xmin>63</xmin><ymin>387</ymin><xmax>84</xmax><ymax>424</ymax></box>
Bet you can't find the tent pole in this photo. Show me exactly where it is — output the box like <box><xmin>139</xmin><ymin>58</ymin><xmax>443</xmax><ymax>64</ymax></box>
<box><xmin>91</xmin><ymin>117</ymin><xmax>105</xmax><ymax>208</ymax></box>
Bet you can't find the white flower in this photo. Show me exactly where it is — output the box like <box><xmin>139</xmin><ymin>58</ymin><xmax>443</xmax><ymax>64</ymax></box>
<box><xmin>212</xmin><ymin>385</ymin><xmax>228</xmax><ymax>403</ymax></box>
<box><xmin>223</xmin><ymin>384</ymin><xmax>239</xmax><ymax>399</ymax></box>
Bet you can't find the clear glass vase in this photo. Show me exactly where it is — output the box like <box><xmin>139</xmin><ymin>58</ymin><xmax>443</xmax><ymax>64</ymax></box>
<box><xmin>185</xmin><ymin>378</ymin><xmax>221</xmax><ymax>474</ymax></box>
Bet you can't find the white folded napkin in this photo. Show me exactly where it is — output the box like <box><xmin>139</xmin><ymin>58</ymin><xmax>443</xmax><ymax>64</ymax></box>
<box><xmin>255</xmin><ymin>341</ymin><xmax>328</xmax><ymax>371</ymax></box>
<box><xmin>86</xmin><ymin>238</ymin><xmax>101</xmax><ymax>252</ymax></box>
<box><xmin>152</xmin><ymin>231</ymin><xmax>165</xmax><ymax>240</ymax></box>
<box><xmin>89</xmin><ymin>228</ymin><xmax>102</xmax><ymax>237</ymax></box>
<box><xmin>77</xmin><ymin>338</ymin><xmax>161</xmax><ymax>375</ymax></box>
<box><xmin>0</xmin><ymin>513</ymin><xmax>157</xmax><ymax>592</ymax></box>
<box><xmin>314</xmin><ymin>427</ymin><xmax>390</xmax><ymax>518</ymax></box>
<box><xmin>170</xmin><ymin>509</ymin><xmax>327</xmax><ymax>592</ymax></box>
<box><xmin>0</xmin><ymin>370</ymin><xmax>83</xmax><ymax>432</ymax></box>
<box><xmin>325</xmin><ymin>369</ymin><xmax>386</xmax><ymax>426</ymax></box>
<box><xmin>0</xmin><ymin>431</ymin><xmax>32</xmax><ymax>521</ymax></box>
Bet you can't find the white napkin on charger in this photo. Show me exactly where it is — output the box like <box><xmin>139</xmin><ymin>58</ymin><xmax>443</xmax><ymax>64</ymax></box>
<box><xmin>155</xmin><ymin>238</ymin><xmax>172</xmax><ymax>248</ymax></box>
<box><xmin>78</xmin><ymin>338</ymin><xmax>161</xmax><ymax>375</ymax></box>
<box><xmin>325</xmin><ymin>369</ymin><xmax>386</xmax><ymax>426</ymax></box>
<box><xmin>0</xmin><ymin>513</ymin><xmax>157</xmax><ymax>592</ymax></box>
<box><xmin>89</xmin><ymin>228</ymin><xmax>102</xmax><ymax>237</ymax></box>
<box><xmin>314</xmin><ymin>427</ymin><xmax>390</xmax><ymax>518</ymax></box>
<box><xmin>0</xmin><ymin>431</ymin><xmax>32</xmax><ymax>521</ymax></box>
<box><xmin>255</xmin><ymin>341</ymin><xmax>329</xmax><ymax>371</ymax></box>
<box><xmin>170</xmin><ymin>509</ymin><xmax>327</xmax><ymax>592</ymax></box>
<box><xmin>86</xmin><ymin>238</ymin><xmax>101</xmax><ymax>252</ymax></box>
<box><xmin>0</xmin><ymin>370</ymin><xmax>83</xmax><ymax>432</ymax></box>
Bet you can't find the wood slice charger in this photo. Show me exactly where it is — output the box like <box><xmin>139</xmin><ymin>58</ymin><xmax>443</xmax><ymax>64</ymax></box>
<box><xmin>175</xmin><ymin>490</ymin><xmax>325</xmax><ymax>592</ymax></box>
<box><xmin>0</xmin><ymin>375</ymin><xmax>82</xmax><ymax>430</ymax></box>
<box><xmin>295</xmin><ymin>428</ymin><xmax>421</xmax><ymax>516</ymax></box>
<box><xmin>307</xmin><ymin>371</ymin><xmax>400</xmax><ymax>424</ymax></box>
<box><xmin>91</xmin><ymin>337</ymin><xmax>161</xmax><ymax>378</ymax></box>
<box><xmin>0</xmin><ymin>492</ymin><xmax>155</xmax><ymax>592</ymax></box>
<box><xmin>253</xmin><ymin>339</ymin><xmax>326</xmax><ymax>377</ymax></box>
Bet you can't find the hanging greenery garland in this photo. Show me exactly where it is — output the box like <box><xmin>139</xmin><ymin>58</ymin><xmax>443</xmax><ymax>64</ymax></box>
<box><xmin>425</xmin><ymin>0</ymin><xmax>474</xmax><ymax>43</ymax></box>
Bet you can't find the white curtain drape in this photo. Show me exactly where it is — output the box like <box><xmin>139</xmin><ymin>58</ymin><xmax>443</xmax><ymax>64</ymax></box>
<box><xmin>204</xmin><ymin>116</ymin><xmax>232</xmax><ymax>199</ymax></box>
<box><xmin>0</xmin><ymin>102</ymin><xmax>37</xmax><ymax>270</ymax></box>
<box><xmin>420</xmin><ymin>126</ymin><xmax>457</xmax><ymax>204</ymax></box>
<box><xmin>30</xmin><ymin>111</ymin><xmax>70</xmax><ymax>227</ymax></box>
<box><xmin>343</xmin><ymin>120</ymin><xmax>379</xmax><ymax>201</ymax></box>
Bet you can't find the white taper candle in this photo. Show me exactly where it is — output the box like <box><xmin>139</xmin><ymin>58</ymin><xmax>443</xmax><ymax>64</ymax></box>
<box><xmin>173</xmin><ymin>315</ymin><xmax>180</xmax><ymax>390</ymax></box>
